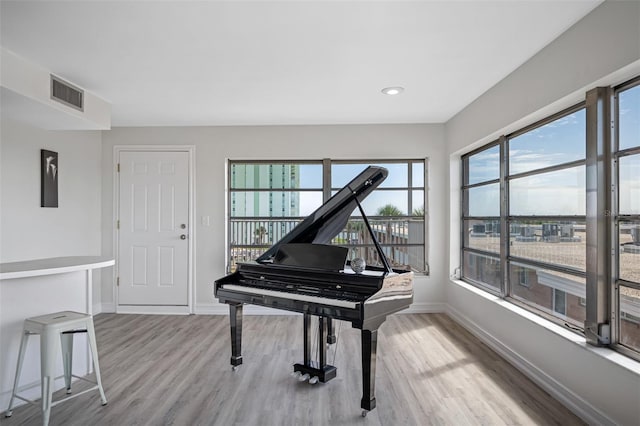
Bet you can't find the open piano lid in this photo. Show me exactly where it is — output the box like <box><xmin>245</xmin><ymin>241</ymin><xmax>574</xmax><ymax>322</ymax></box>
<box><xmin>256</xmin><ymin>166</ymin><xmax>388</xmax><ymax>264</ymax></box>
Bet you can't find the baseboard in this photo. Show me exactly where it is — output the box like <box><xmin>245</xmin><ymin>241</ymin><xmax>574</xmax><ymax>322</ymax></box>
<box><xmin>116</xmin><ymin>305</ymin><xmax>190</xmax><ymax>315</ymax></box>
<box><xmin>100</xmin><ymin>302</ymin><xmax>116</xmax><ymax>313</ymax></box>
<box><xmin>445</xmin><ymin>304</ymin><xmax>615</xmax><ymax>426</ymax></box>
<box><xmin>401</xmin><ymin>302</ymin><xmax>446</xmax><ymax>314</ymax></box>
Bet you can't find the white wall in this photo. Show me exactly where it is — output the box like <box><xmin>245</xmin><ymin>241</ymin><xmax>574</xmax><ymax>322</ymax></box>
<box><xmin>100</xmin><ymin>124</ymin><xmax>447</xmax><ymax>313</ymax></box>
<box><xmin>445</xmin><ymin>2</ymin><xmax>640</xmax><ymax>425</ymax></box>
<box><xmin>0</xmin><ymin>117</ymin><xmax>103</xmax><ymax>304</ymax></box>
<box><xmin>0</xmin><ymin>118</ymin><xmax>103</xmax><ymax>262</ymax></box>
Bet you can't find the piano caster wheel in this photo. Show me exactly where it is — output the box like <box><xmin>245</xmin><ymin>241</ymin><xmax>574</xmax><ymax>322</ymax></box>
<box><xmin>362</xmin><ymin>410</ymin><xmax>368</xmax><ymax>418</ymax></box>
<box><xmin>309</xmin><ymin>376</ymin><xmax>319</xmax><ymax>385</ymax></box>
<box><xmin>298</xmin><ymin>373</ymin><xmax>310</xmax><ymax>382</ymax></box>
<box><xmin>232</xmin><ymin>366</ymin><xmax>238</xmax><ymax>372</ymax></box>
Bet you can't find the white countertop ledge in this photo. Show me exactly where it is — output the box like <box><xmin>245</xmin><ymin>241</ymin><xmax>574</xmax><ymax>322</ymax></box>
<box><xmin>0</xmin><ymin>256</ymin><xmax>115</xmax><ymax>280</ymax></box>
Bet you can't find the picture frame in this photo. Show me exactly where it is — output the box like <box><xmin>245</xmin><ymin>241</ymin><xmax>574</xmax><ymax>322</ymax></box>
<box><xmin>41</xmin><ymin>149</ymin><xmax>58</xmax><ymax>207</ymax></box>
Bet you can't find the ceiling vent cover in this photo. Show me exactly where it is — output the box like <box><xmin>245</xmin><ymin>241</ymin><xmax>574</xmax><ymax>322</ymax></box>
<box><xmin>50</xmin><ymin>75</ymin><xmax>84</xmax><ymax>111</ymax></box>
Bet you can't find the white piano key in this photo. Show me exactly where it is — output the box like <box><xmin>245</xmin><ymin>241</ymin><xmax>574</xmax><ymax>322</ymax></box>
<box><xmin>221</xmin><ymin>284</ymin><xmax>358</xmax><ymax>309</ymax></box>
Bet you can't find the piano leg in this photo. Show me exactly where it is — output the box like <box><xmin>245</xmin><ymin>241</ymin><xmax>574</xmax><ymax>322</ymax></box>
<box><xmin>361</xmin><ymin>328</ymin><xmax>378</xmax><ymax>412</ymax></box>
<box><xmin>318</xmin><ymin>316</ymin><xmax>328</xmax><ymax>367</ymax></box>
<box><xmin>303</xmin><ymin>313</ymin><xmax>312</xmax><ymax>366</ymax></box>
<box><xmin>229</xmin><ymin>303</ymin><xmax>243</xmax><ymax>369</ymax></box>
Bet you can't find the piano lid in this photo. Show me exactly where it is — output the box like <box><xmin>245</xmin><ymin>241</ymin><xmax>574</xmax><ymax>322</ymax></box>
<box><xmin>256</xmin><ymin>166</ymin><xmax>388</xmax><ymax>263</ymax></box>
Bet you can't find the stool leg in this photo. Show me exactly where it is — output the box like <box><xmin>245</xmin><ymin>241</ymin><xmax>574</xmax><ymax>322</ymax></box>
<box><xmin>61</xmin><ymin>332</ymin><xmax>74</xmax><ymax>394</ymax></box>
<box><xmin>41</xmin><ymin>330</ymin><xmax>60</xmax><ymax>426</ymax></box>
<box><xmin>5</xmin><ymin>331</ymin><xmax>30</xmax><ymax>417</ymax></box>
<box><xmin>86</xmin><ymin>320</ymin><xmax>107</xmax><ymax>405</ymax></box>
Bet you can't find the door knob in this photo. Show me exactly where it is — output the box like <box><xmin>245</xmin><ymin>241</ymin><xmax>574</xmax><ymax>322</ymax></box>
<box><xmin>180</xmin><ymin>234</ymin><xmax>187</xmax><ymax>240</ymax></box>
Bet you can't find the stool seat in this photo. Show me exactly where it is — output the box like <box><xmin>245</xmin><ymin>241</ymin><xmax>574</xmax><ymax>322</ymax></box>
<box><xmin>24</xmin><ymin>311</ymin><xmax>92</xmax><ymax>332</ymax></box>
<box><xmin>5</xmin><ymin>311</ymin><xmax>107</xmax><ymax>426</ymax></box>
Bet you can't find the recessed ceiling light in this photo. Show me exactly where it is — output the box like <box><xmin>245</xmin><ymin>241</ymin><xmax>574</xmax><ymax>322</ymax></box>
<box><xmin>381</xmin><ymin>86</ymin><xmax>404</xmax><ymax>95</ymax></box>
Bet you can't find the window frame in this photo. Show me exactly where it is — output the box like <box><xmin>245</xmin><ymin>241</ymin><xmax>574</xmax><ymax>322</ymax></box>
<box><xmin>460</xmin><ymin>75</ymin><xmax>640</xmax><ymax>362</ymax></box>
<box><xmin>612</xmin><ymin>76</ymin><xmax>640</xmax><ymax>359</ymax></box>
<box><xmin>227</xmin><ymin>158</ymin><xmax>428</xmax><ymax>274</ymax></box>
<box><xmin>462</xmin><ymin>103</ymin><xmax>588</xmax><ymax>328</ymax></box>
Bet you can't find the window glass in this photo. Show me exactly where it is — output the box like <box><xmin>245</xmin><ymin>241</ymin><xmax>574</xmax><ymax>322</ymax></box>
<box><xmin>509</xmin><ymin>220</ymin><xmax>585</xmax><ymax>271</ymax></box>
<box><xmin>509</xmin><ymin>166</ymin><xmax>585</xmax><ymax>216</ymax></box>
<box><xmin>620</xmin><ymin>286</ymin><xmax>640</xmax><ymax>353</ymax></box>
<box><xmin>463</xmin><ymin>219</ymin><xmax>500</xmax><ymax>254</ymax></box>
<box><xmin>509</xmin><ymin>109</ymin><xmax>585</xmax><ymax>175</ymax></box>
<box><xmin>231</xmin><ymin>163</ymin><xmax>322</xmax><ymax>189</ymax></box>
<box><xmin>466</xmin><ymin>183</ymin><xmax>500</xmax><ymax>217</ymax></box>
<box><xmin>412</xmin><ymin>162</ymin><xmax>424</xmax><ymax>187</ymax></box>
<box><xmin>230</xmin><ymin>191</ymin><xmax>322</xmax><ymax>217</ymax></box>
<box><xmin>412</xmin><ymin>190</ymin><xmax>425</xmax><ymax>216</ymax></box>
<box><xmin>620</xmin><ymin>220</ymin><xmax>640</xmax><ymax>284</ymax></box>
<box><xmin>463</xmin><ymin>252</ymin><xmax>501</xmax><ymax>291</ymax></box>
<box><xmin>619</xmin><ymin>154</ymin><xmax>640</xmax><ymax>215</ymax></box>
<box><xmin>332</xmin><ymin>163</ymin><xmax>408</xmax><ymax>188</ymax></box>
<box><xmin>467</xmin><ymin>145</ymin><xmax>500</xmax><ymax>185</ymax></box>
<box><xmin>619</xmin><ymin>84</ymin><xmax>640</xmax><ymax>151</ymax></box>
<box><xmin>509</xmin><ymin>263</ymin><xmax>585</xmax><ymax>326</ymax></box>
<box><xmin>357</xmin><ymin>190</ymin><xmax>409</xmax><ymax>217</ymax></box>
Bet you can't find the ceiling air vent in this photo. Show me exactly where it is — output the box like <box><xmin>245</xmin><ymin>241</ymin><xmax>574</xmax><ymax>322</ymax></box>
<box><xmin>50</xmin><ymin>75</ymin><xmax>84</xmax><ymax>111</ymax></box>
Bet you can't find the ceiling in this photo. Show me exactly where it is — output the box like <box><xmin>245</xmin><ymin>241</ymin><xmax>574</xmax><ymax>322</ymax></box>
<box><xmin>0</xmin><ymin>1</ymin><xmax>602</xmax><ymax>127</ymax></box>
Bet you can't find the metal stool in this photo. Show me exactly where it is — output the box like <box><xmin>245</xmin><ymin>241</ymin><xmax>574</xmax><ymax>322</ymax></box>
<box><xmin>5</xmin><ymin>311</ymin><xmax>107</xmax><ymax>425</ymax></box>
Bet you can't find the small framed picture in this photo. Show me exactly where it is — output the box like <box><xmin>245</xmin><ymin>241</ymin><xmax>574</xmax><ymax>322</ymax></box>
<box><xmin>41</xmin><ymin>149</ymin><xmax>58</xmax><ymax>208</ymax></box>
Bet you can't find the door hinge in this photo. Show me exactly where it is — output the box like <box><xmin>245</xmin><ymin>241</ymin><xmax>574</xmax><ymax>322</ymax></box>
<box><xmin>117</xmin><ymin>277</ymin><xmax>120</xmax><ymax>286</ymax></box>
<box><xmin>117</xmin><ymin>163</ymin><xmax>120</xmax><ymax>172</ymax></box>
<box><xmin>117</xmin><ymin>220</ymin><xmax>120</xmax><ymax>230</ymax></box>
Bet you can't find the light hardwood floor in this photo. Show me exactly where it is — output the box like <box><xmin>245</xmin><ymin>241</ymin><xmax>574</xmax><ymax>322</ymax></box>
<box><xmin>1</xmin><ymin>313</ymin><xmax>585</xmax><ymax>426</ymax></box>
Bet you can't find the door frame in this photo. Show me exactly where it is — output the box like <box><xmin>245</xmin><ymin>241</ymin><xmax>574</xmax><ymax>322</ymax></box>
<box><xmin>113</xmin><ymin>145</ymin><xmax>196</xmax><ymax>314</ymax></box>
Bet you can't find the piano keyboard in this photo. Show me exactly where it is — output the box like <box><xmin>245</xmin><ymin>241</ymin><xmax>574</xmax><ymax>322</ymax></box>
<box><xmin>221</xmin><ymin>284</ymin><xmax>359</xmax><ymax>309</ymax></box>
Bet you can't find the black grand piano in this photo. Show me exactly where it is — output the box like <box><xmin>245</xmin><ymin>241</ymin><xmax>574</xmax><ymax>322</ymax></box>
<box><xmin>215</xmin><ymin>166</ymin><xmax>414</xmax><ymax>416</ymax></box>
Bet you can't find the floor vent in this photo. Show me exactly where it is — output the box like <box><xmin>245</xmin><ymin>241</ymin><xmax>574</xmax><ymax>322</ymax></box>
<box><xmin>50</xmin><ymin>75</ymin><xmax>84</xmax><ymax>111</ymax></box>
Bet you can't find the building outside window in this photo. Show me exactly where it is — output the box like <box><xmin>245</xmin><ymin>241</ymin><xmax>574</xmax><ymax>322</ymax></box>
<box><xmin>228</xmin><ymin>160</ymin><xmax>426</xmax><ymax>274</ymax></box>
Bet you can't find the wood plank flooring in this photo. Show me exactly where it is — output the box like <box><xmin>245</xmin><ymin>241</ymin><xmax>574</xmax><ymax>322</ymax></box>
<box><xmin>1</xmin><ymin>313</ymin><xmax>585</xmax><ymax>426</ymax></box>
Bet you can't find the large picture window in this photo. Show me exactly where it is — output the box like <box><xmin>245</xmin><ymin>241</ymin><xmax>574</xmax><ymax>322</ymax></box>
<box><xmin>461</xmin><ymin>75</ymin><xmax>640</xmax><ymax>361</ymax></box>
<box><xmin>463</xmin><ymin>105</ymin><xmax>587</xmax><ymax>324</ymax></box>
<box><xmin>228</xmin><ymin>159</ymin><xmax>427</xmax><ymax>274</ymax></box>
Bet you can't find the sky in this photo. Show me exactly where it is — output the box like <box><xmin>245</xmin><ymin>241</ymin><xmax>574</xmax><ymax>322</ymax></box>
<box><xmin>467</xmin><ymin>84</ymin><xmax>639</xmax><ymax>216</ymax></box>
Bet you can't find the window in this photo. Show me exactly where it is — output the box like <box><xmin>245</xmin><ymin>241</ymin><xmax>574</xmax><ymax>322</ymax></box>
<box><xmin>614</xmin><ymin>79</ymin><xmax>640</xmax><ymax>355</ymax></box>
<box><xmin>507</xmin><ymin>107</ymin><xmax>587</xmax><ymax>327</ymax></box>
<box><xmin>462</xmin><ymin>105</ymin><xmax>587</xmax><ymax>326</ymax></box>
<box><xmin>460</xmin><ymin>75</ymin><xmax>640</xmax><ymax>361</ymax></box>
<box><xmin>228</xmin><ymin>160</ymin><xmax>427</xmax><ymax>273</ymax></box>
<box><xmin>461</xmin><ymin>143</ymin><xmax>501</xmax><ymax>292</ymax></box>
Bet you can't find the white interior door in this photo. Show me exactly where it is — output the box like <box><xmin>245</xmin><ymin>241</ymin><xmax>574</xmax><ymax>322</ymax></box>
<box><xmin>118</xmin><ymin>150</ymin><xmax>190</xmax><ymax>306</ymax></box>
